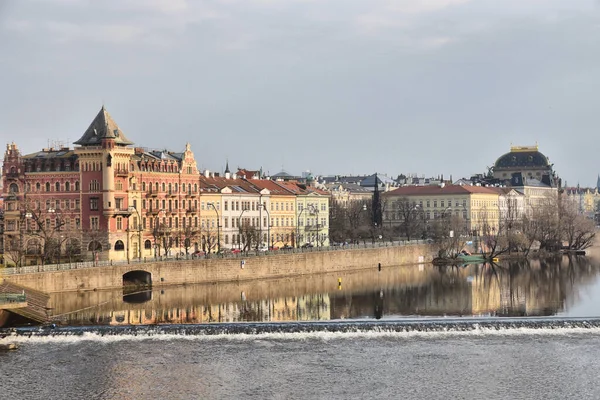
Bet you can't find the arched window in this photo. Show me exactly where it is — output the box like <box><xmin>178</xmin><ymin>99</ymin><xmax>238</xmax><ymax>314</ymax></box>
<box><xmin>8</xmin><ymin>183</ymin><xmax>18</xmax><ymax>193</ymax></box>
<box><xmin>10</xmin><ymin>166</ymin><xmax>16</xmax><ymax>174</ymax></box>
<box><xmin>65</xmin><ymin>182</ymin><xmax>70</xmax><ymax>191</ymax></box>
<box><xmin>142</xmin><ymin>182</ymin><xmax>146</xmax><ymax>191</ymax></box>
<box><xmin>194</xmin><ymin>183</ymin><xmax>198</xmax><ymax>192</ymax></box>
<box><xmin>55</xmin><ymin>182</ymin><xmax>60</xmax><ymax>192</ymax></box>
<box><xmin>114</xmin><ymin>240</ymin><xmax>125</xmax><ymax>251</ymax></box>
<box><xmin>162</xmin><ymin>182</ymin><xmax>166</xmax><ymax>192</ymax></box>
<box><xmin>75</xmin><ymin>181</ymin><xmax>80</xmax><ymax>191</ymax></box>
<box><xmin>155</xmin><ymin>182</ymin><xmax>159</xmax><ymax>192</ymax></box>
<box><xmin>88</xmin><ymin>241</ymin><xmax>102</xmax><ymax>251</ymax></box>
<box><xmin>144</xmin><ymin>240</ymin><xmax>152</xmax><ymax>249</ymax></box>
<box><xmin>36</xmin><ymin>182</ymin><xmax>41</xmax><ymax>191</ymax></box>
<box><xmin>46</xmin><ymin>182</ymin><xmax>51</xmax><ymax>192</ymax></box>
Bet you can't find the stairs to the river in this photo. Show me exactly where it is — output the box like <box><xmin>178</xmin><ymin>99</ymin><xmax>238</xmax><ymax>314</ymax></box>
<box><xmin>0</xmin><ymin>281</ymin><xmax>50</xmax><ymax>323</ymax></box>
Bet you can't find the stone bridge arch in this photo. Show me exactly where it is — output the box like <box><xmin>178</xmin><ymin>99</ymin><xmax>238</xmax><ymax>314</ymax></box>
<box><xmin>122</xmin><ymin>270</ymin><xmax>152</xmax><ymax>287</ymax></box>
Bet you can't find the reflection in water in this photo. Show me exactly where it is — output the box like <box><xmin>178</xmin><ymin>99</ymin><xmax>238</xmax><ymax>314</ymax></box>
<box><xmin>42</xmin><ymin>255</ymin><xmax>600</xmax><ymax>327</ymax></box>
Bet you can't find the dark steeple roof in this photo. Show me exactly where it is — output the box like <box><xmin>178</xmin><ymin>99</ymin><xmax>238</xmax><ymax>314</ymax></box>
<box><xmin>74</xmin><ymin>106</ymin><xmax>134</xmax><ymax>146</ymax></box>
<box><xmin>225</xmin><ymin>160</ymin><xmax>230</xmax><ymax>174</ymax></box>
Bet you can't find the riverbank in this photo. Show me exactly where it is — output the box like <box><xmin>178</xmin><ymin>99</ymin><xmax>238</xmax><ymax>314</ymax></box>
<box><xmin>4</xmin><ymin>243</ymin><xmax>436</xmax><ymax>293</ymax></box>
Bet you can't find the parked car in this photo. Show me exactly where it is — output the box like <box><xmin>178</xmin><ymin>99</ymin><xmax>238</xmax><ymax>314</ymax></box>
<box><xmin>258</xmin><ymin>245</ymin><xmax>269</xmax><ymax>252</ymax></box>
<box><xmin>281</xmin><ymin>245</ymin><xmax>293</xmax><ymax>251</ymax></box>
<box><xmin>301</xmin><ymin>243</ymin><xmax>314</xmax><ymax>249</ymax></box>
<box><xmin>192</xmin><ymin>250</ymin><xmax>205</xmax><ymax>258</ymax></box>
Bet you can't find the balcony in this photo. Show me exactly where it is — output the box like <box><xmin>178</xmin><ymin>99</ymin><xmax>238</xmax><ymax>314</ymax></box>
<box><xmin>186</xmin><ymin>207</ymin><xmax>198</xmax><ymax>214</ymax></box>
<box><xmin>186</xmin><ymin>191</ymin><xmax>198</xmax><ymax>198</ymax></box>
<box><xmin>113</xmin><ymin>208</ymin><xmax>133</xmax><ymax>217</ymax></box>
<box><xmin>5</xmin><ymin>172</ymin><xmax>19</xmax><ymax>180</ymax></box>
<box><xmin>146</xmin><ymin>190</ymin><xmax>158</xmax><ymax>198</ymax></box>
<box><xmin>168</xmin><ymin>190</ymin><xmax>177</xmax><ymax>198</ymax></box>
<box><xmin>147</xmin><ymin>209</ymin><xmax>159</xmax><ymax>215</ymax></box>
<box><xmin>115</xmin><ymin>169</ymin><xmax>129</xmax><ymax>177</ymax></box>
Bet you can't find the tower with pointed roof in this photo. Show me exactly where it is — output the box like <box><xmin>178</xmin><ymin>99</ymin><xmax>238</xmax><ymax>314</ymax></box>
<box><xmin>74</xmin><ymin>106</ymin><xmax>135</xmax><ymax>259</ymax></box>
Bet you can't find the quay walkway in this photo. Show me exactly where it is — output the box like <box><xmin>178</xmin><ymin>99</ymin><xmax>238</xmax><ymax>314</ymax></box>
<box><xmin>1</xmin><ymin>240</ymin><xmax>428</xmax><ymax>276</ymax></box>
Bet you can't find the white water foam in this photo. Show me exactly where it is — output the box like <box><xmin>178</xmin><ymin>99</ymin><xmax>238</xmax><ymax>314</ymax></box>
<box><xmin>3</xmin><ymin>326</ymin><xmax>600</xmax><ymax>345</ymax></box>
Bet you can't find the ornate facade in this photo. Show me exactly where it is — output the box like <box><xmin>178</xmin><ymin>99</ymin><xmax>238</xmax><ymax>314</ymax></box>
<box><xmin>1</xmin><ymin>107</ymin><xmax>330</xmax><ymax>267</ymax></box>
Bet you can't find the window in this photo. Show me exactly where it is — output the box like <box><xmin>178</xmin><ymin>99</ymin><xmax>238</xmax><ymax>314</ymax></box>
<box><xmin>116</xmin><ymin>217</ymin><xmax>122</xmax><ymax>230</ymax></box>
<box><xmin>224</xmin><ymin>201</ymin><xmax>228</xmax><ymax>211</ymax></box>
<box><xmin>65</xmin><ymin>181</ymin><xmax>70</xmax><ymax>191</ymax></box>
<box><xmin>46</xmin><ymin>182</ymin><xmax>51</xmax><ymax>192</ymax></box>
<box><xmin>91</xmin><ymin>216</ymin><xmax>99</xmax><ymax>230</ymax></box>
<box><xmin>75</xmin><ymin>218</ymin><xmax>80</xmax><ymax>228</ymax></box>
<box><xmin>90</xmin><ymin>198</ymin><xmax>99</xmax><ymax>211</ymax></box>
<box><xmin>114</xmin><ymin>240</ymin><xmax>125</xmax><ymax>251</ymax></box>
<box><xmin>75</xmin><ymin>181</ymin><xmax>80</xmax><ymax>191</ymax></box>
<box><xmin>144</xmin><ymin>240</ymin><xmax>152</xmax><ymax>249</ymax></box>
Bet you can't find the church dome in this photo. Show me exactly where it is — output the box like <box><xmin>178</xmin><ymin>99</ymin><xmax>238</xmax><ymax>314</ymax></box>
<box><xmin>494</xmin><ymin>145</ymin><xmax>550</xmax><ymax>170</ymax></box>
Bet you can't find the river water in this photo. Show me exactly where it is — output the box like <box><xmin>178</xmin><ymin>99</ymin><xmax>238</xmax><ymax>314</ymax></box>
<box><xmin>3</xmin><ymin>255</ymin><xmax>600</xmax><ymax>399</ymax></box>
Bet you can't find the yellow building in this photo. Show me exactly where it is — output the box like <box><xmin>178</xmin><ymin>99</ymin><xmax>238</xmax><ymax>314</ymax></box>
<box><xmin>382</xmin><ymin>184</ymin><xmax>501</xmax><ymax>235</ymax></box>
<box><xmin>249</xmin><ymin>180</ymin><xmax>297</xmax><ymax>248</ymax></box>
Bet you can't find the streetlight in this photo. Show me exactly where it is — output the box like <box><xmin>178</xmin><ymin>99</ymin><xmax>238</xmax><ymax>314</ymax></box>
<box><xmin>238</xmin><ymin>208</ymin><xmax>248</xmax><ymax>250</ymax></box>
<box><xmin>154</xmin><ymin>209</ymin><xmax>165</xmax><ymax>258</ymax></box>
<box><xmin>207</xmin><ymin>202</ymin><xmax>220</xmax><ymax>254</ymax></box>
<box><xmin>128</xmin><ymin>206</ymin><xmax>142</xmax><ymax>260</ymax></box>
<box><xmin>261</xmin><ymin>204</ymin><xmax>271</xmax><ymax>249</ymax></box>
<box><xmin>296</xmin><ymin>206</ymin><xmax>307</xmax><ymax>248</ymax></box>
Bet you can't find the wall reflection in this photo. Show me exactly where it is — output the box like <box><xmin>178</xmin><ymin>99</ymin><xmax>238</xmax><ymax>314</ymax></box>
<box><xmin>48</xmin><ymin>256</ymin><xmax>600</xmax><ymax>326</ymax></box>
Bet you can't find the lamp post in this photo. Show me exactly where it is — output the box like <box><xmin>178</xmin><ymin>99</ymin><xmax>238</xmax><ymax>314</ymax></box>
<box><xmin>238</xmin><ymin>209</ymin><xmax>248</xmax><ymax>250</ymax></box>
<box><xmin>207</xmin><ymin>202</ymin><xmax>221</xmax><ymax>254</ymax></box>
<box><xmin>261</xmin><ymin>204</ymin><xmax>270</xmax><ymax>249</ymax></box>
<box><xmin>128</xmin><ymin>206</ymin><xmax>142</xmax><ymax>260</ymax></box>
<box><xmin>311</xmin><ymin>205</ymin><xmax>320</xmax><ymax>248</ymax></box>
<box><xmin>296</xmin><ymin>207</ymin><xmax>307</xmax><ymax>248</ymax></box>
<box><xmin>154</xmin><ymin>209</ymin><xmax>165</xmax><ymax>258</ymax></box>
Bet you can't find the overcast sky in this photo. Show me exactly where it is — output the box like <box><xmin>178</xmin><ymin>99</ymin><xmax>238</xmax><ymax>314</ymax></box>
<box><xmin>1</xmin><ymin>0</ymin><xmax>599</xmax><ymax>186</ymax></box>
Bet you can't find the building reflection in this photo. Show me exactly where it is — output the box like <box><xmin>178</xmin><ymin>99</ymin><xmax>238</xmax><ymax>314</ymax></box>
<box><xmin>51</xmin><ymin>255</ymin><xmax>600</xmax><ymax>326</ymax></box>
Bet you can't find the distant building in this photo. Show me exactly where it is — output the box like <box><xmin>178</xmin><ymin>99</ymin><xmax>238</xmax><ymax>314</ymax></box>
<box><xmin>492</xmin><ymin>145</ymin><xmax>557</xmax><ymax>187</ymax></box>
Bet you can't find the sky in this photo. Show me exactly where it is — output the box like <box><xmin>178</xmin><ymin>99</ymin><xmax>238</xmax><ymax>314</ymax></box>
<box><xmin>1</xmin><ymin>0</ymin><xmax>600</xmax><ymax>186</ymax></box>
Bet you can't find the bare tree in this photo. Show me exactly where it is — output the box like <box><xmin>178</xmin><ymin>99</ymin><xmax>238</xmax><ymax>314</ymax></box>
<box><xmin>181</xmin><ymin>225</ymin><xmax>199</xmax><ymax>255</ymax></box>
<box><xmin>239</xmin><ymin>221</ymin><xmax>258</xmax><ymax>252</ymax></box>
<box><xmin>390</xmin><ymin>197</ymin><xmax>423</xmax><ymax>241</ymax></box>
<box><xmin>560</xmin><ymin>196</ymin><xmax>596</xmax><ymax>250</ymax></box>
<box><xmin>431</xmin><ymin>216</ymin><xmax>467</xmax><ymax>259</ymax></box>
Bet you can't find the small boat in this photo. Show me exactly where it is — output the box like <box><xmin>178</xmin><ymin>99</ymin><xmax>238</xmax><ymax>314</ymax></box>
<box><xmin>0</xmin><ymin>343</ymin><xmax>18</xmax><ymax>351</ymax></box>
<box><xmin>456</xmin><ymin>254</ymin><xmax>486</xmax><ymax>262</ymax></box>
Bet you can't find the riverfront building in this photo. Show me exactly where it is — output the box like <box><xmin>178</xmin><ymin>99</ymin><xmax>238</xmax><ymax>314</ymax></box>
<box><xmin>382</xmin><ymin>184</ymin><xmax>501</xmax><ymax>235</ymax></box>
<box><xmin>1</xmin><ymin>107</ymin><xmax>329</xmax><ymax>266</ymax></box>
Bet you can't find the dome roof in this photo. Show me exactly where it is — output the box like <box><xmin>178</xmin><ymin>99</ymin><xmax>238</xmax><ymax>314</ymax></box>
<box><xmin>494</xmin><ymin>146</ymin><xmax>550</xmax><ymax>170</ymax></box>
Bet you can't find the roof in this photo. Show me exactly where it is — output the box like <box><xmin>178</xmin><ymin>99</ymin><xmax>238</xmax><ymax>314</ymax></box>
<box><xmin>199</xmin><ymin>176</ymin><xmax>260</xmax><ymax>194</ymax></box>
<box><xmin>22</xmin><ymin>148</ymin><xmax>76</xmax><ymax>159</ymax></box>
<box><xmin>324</xmin><ymin>183</ymin><xmax>372</xmax><ymax>193</ymax></box>
<box><xmin>248</xmin><ymin>179</ymin><xmax>295</xmax><ymax>195</ymax></box>
<box><xmin>384</xmin><ymin>184</ymin><xmax>500</xmax><ymax>197</ymax></box>
<box><xmin>74</xmin><ymin>106</ymin><xmax>134</xmax><ymax>146</ymax></box>
<box><xmin>360</xmin><ymin>174</ymin><xmax>396</xmax><ymax>188</ymax></box>
<box><xmin>494</xmin><ymin>146</ymin><xmax>550</xmax><ymax>170</ymax></box>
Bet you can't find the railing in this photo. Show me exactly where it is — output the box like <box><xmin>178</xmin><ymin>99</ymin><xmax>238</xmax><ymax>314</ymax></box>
<box><xmin>0</xmin><ymin>293</ymin><xmax>27</xmax><ymax>303</ymax></box>
<box><xmin>0</xmin><ymin>240</ymin><xmax>431</xmax><ymax>276</ymax></box>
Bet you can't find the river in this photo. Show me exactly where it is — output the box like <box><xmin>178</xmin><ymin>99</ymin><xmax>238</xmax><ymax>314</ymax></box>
<box><xmin>2</xmin><ymin>255</ymin><xmax>600</xmax><ymax>399</ymax></box>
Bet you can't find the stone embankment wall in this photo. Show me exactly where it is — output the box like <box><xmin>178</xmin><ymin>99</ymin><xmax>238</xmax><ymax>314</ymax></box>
<box><xmin>6</xmin><ymin>244</ymin><xmax>434</xmax><ymax>293</ymax></box>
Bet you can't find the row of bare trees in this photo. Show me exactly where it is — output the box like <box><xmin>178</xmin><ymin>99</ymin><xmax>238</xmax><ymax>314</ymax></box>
<box><xmin>330</xmin><ymin>192</ymin><xmax>597</xmax><ymax>259</ymax></box>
